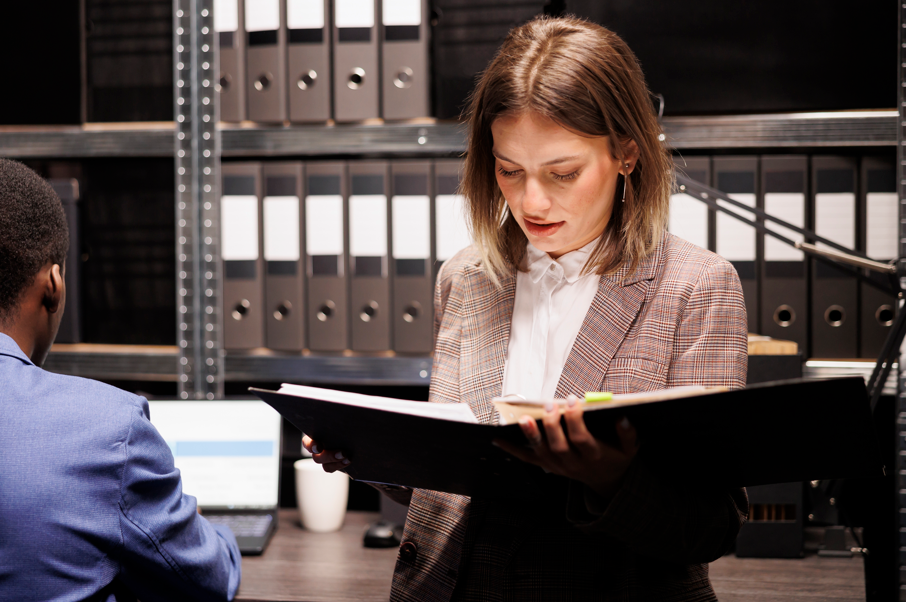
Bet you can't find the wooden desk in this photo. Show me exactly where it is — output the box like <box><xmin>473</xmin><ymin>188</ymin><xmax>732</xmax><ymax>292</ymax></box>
<box><xmin>238</xmin><ymin>511</ymin><xmax>866</xmax><ymax>602</ymax></box>
<box><xmin>236</xmin><ymin>511</ymin><xmax>396</xmax><ymax>602</ymax></box>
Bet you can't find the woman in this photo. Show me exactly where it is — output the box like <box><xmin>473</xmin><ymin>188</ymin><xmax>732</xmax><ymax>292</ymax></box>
<box><xmin>306</xmin><ymin>15</ymin><xmax>748</xmax><ymax>602</ymax></box>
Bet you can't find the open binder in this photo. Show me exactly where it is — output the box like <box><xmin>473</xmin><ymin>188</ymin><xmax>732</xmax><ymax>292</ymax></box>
<box><xmin>252</xmin><ymin>377</ymin><xmax>883</xmax><ymax>496</ymax></box>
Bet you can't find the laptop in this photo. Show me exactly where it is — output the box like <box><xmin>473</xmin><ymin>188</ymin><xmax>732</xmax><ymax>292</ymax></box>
<box><xmin>147</xmin><ymin>399</ymin><xmax>282</xmax><ymax>555</ymax></box>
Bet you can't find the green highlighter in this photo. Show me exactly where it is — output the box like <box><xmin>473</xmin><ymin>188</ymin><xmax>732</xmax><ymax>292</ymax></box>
<box><xmin>584</xmin><ymin>392</ymin><xmax>613</xmax><ymax>404</ymax></box>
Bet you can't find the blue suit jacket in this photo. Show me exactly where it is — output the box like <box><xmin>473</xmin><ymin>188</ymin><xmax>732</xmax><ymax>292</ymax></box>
<box><xmin>0</xmin><ymin>333</ymin><xmax>241</xmax><ymax>601</ymax></box>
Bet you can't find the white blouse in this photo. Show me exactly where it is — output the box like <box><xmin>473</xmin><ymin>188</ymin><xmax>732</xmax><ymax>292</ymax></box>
<box><xmin>501</xmin><ymin>238</ymin><xmax>602</xmax><ymax>400</ymax></box>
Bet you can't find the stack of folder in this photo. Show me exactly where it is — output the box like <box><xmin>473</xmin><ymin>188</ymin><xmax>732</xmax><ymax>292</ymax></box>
<box><xmin>667</xmin><ymin>153</ymin><xmax>897</xmax><ymax>360</ymax></box>
<box><xmin>215</xmin><ymin>0</ymin><xmax>431</xmax><ymax>123</ymax></box>
<box><xmin>220</xmin><ymin>158</ymin><xmax>471</xmax><ymax>353</ymax></box>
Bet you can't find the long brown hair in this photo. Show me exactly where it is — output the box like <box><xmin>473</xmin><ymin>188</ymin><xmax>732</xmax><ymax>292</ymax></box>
<box><xmin>461</xmin><ymin>15</ymin><xmax>673</xmax><ymax>281</ymax></box>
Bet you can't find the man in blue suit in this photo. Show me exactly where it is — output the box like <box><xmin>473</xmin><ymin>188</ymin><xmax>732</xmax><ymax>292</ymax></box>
<box><xmin>0</xmin><ymin>159</ymin><xmax>242</xmax><ymax>601</ymax></box>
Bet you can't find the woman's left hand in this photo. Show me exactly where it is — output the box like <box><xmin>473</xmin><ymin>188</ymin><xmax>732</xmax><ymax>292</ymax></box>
<box><xmin>493</xmin><ymin>395</ymin><xmax>639</xmax><ymax>500</ymax></box>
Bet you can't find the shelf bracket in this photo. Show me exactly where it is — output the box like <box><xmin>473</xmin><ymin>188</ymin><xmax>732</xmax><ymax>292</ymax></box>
<box><xmin>174</xmin><ymin>0</ymin><xmax>223</xmax><ymax>399</ymax></box>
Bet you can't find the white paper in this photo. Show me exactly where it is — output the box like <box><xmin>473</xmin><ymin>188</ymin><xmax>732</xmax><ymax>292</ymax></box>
<box><xmin>335</xmin><ymin>0</ymin><xmax>374</xmax><ymax>28</ymax></box>
<box><xmin>349</xmin><ymin>195</ymin><xmax>388</xmax><ymax>256</ymax></box>
<box><xmin>435</xmin><ymin>194</ymin><xmax>471</xmax><ymax>261</ymax></box>
<box><xmin>815</xmin><ymin>192</ymin><xmax>855</xmax><ymax>251</ymax></box>
<box><xmin>668</xmin><ymin>192</ymin><xmax>708</xmax><ymax>250</ymax></box>
<box><xmin>392</xmin><ymin>195</ymin><xmax>430</xmax><ymax>259</ymax></box>
<box><xmin>214</xmin><ymin>0</ymin><xmax>239</xmax><ymax>32</ymax></box>
<box><xmin>305</xmin><ymin>195</ymin><xmax>344</xmax><ymax>255</ymax></box>
<box><xmin>245</xmin><ymin>0</ymin><xmax>280</xmax><ymax>32</ymax></box>
<box><xmin>866</xmin><ymin>192</ymin><xmax>899</xmax><ymax>260</ymax></box>
<box><xmin>764</xmin><ymin>193</ymin><xmax>805</xmax><ymax>261</ymax></box>
<box><xmin>278</xmin><ymin>383</ymin><xmax>478</xmax><ymax>423</ymax></box>
<box><xmin>263</xmin><ymin>196</ymin><xmax>301</xmax><ymax>261</ymax></box>
<box><xmin>221</xmin><ymin>196</ymin><xmax>259</xmax><ymax>260</ymax></box>
<box><xmin>382</xmin><ymin>0</ymin><xmax>421</xmax><ymax>26</ymax></box>
<box><xmin>715</xmin><ymin>193</ymin><xmax>756</xmax><ymax>262</ymax></box>
<box><xmin>287</xmin><ymin>0</ymin><xmax>325</xmax><ymax>29</ymax></box>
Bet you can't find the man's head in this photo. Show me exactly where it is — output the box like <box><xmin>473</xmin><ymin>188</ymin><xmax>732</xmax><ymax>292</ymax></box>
<box><xmin>0</xmin><ymin>159</ymin><xmax>69</xmax><ymax>366</ymax></box>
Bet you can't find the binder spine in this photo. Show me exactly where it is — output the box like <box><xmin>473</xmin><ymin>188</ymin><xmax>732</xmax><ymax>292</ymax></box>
<box><xmin>381</xmin><ymin>0</ymin><xmax>429</xmax><ymax>120</ymax></box>
<box><xmin>245</xmin><ymin>0</ymin><xmax>287</xmax><ymax>122</ymax></box>
<box><xmin>263</xmin><ymin>162</ymin><xmax>305</xmax><ymax>351</ymax></box>
<box><xmin>713</xmin><ymin>156</ymin><xmax>760</xmax><ymax>335</ymax></box>
<box><xmin>287</xmin><ymin>0</ymin><xmax>331</xmax><ymax>121</ymax></box>
<box><xmin>306</xmin><ymin>162</ymin><xmax>348</xmax><ymax>351</ymax></box>
<box><xmin>348</xmin><ymin>161</ymin><xmax>392</xmax><ymax>352</ymax></box>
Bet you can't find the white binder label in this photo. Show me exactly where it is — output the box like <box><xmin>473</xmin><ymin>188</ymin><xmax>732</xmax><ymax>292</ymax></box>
<box><xmin>335</xmin><ymin>0</ymin><xmax>374</xmax><ymax>28</ymax></box>
<box><xmin>815</xmin><ymin>192</ymin><xmax>855</xmax><ymax>251</ymax></box>
<box><xmin>383</xmin><ymin>0</ymin><xmax>421</xmax><ymax>26</ymax></box>
<box><xmin>263</xmin><ymin>196</ymin><xmax>301</xmax><ymax>261</ymax></box>
<box><xmin>866</xmin><ymin>192</ymin><xmax>898</xmax><ymax>260</ymax></box>
<box><xmin>668</xmin><ymin>193</ymin><xmax>708</xmax><ymax>250</ymax></box>
<box><xmin>306</xmin><ymin>195</ymin><xmax>344</xmax><ymax>255</ymax></box>
<box><xmin>245</xmin><ymin>0</ymin><xmax>280</xmax><ymax>32</ymax></box>
<box><xmin>214</xmin><ymin>0</ymin><xmax>239</xmax><ymax>32</ymax></box>
<box><xmin>435</xmin><ymin>194</ymin><xmax>472</xmax><ymax>261</ymax></box>
<box><xmin>715</xmin><ymin>193</ymin><xmax>756</xmax><ymax>262</ymax></box>
<box><xmin>221</xmin><ymin>196</ymin><xmax>259</xmax><ymax>260</ymax></box>
<box><xmin>764</xmin><ymin>193</ymin><xmax>805</xmax><ymax>261</ymax></box>
<box><xmin>288</xmin><ymin>0</ymin><xmax>325</xmax><ymax>29</ymax></box>
<box><xmin>392</xmin><ymin>196</ymin><xmax>430</xmax><ymax>259</ymax></box>
<box><xmin>349</xmin><ymin>195</ymin><xmax>388</xmax><ymax>256</ymax></box>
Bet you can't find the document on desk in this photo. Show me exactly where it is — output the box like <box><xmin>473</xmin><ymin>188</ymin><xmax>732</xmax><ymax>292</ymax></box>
<box><xmin>252</xmin><ymin>377</ymin><xmax>884</xmax><ymax>496</ymax></box>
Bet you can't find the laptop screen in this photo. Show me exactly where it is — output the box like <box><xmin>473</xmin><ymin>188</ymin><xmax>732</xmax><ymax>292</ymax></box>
<box><xmin>147</xmin><ymin>400</ymin><xmax>282</xmax><ymax>509</ymax></box>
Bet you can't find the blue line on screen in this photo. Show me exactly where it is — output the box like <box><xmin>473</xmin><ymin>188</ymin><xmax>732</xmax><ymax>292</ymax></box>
<box><xmin>174</xmin><ymin>441</ymin><xmax>275</xmax><ymax>457</ymax></box>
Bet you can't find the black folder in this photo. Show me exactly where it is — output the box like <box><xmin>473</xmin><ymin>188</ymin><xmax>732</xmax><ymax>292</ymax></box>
<box><xmin>713</xmin><ymin>157</ymin><xmax>760</xmax><ymax>334</ymax></box>
<box><xmin>810</xmin><ymin>157</ymin><xmax>858</xmax><ymax>358</ymax></box>
<box><xmin>859</xmin><ymin>157</ymin><xmax>898</xmax><ymax>359</ymax></box>
<box><xmin>252</xmin><ymin>377</ymin><xmax>884</xmax><ymax>496</ymax></box>
<box><xmin>760</xmin><ymin>156</ymin><xmax>808</xmax><ymax>354</ymax></box>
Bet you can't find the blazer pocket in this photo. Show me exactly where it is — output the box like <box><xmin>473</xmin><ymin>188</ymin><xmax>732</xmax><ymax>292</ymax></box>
<box><xmin>603</xmin><ymin>357</ymin><xmax>668</xmax><ymax>394</ymax></box>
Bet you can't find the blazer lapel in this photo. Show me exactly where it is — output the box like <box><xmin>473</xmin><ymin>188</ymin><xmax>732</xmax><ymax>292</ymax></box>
<box><xmin>459</xmin><ymin>264</ymin><xmax>516</xmax><ymax>424</ymax></box>
<box><xmin>554</xmin><ymin>238</ymin><xmax>665</xmax><ymax>399</ymax></box>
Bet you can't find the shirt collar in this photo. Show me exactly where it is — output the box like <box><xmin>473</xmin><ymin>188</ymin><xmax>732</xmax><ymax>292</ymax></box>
<box><xmin>0</xmin><ymin>332</ymin><xmax>34</xmax><ymax>366</ymax></box>
<box><xmin>525</xmin><ymin>237</ymin><xmax>600</xmax><ymax>285</ymax></box>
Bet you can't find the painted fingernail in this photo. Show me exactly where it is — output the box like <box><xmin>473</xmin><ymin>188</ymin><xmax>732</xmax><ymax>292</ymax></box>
<box><xmin>544</xmin><ymin>401</ymin><xmax>555</xmax><ymax>413</ymax></box>
<box><xmin>312</xmin><ymin>444</ymin><xmax>320</xmax><ymax>454</ymax></box>
<box><xmin>620</xmin><ymin>417</ymin><xmax>631</xmax><ymax>430</ymax></box>
<box><xmin>519</xmin><ymin>416</ymin><xmax>533</xmax><ymax>428</ymax></box>
<box><xmin>342</xmin><ymin>459</ymin><xmax>350</xmax><ymax>465</ymax></box>
<box><xmin>566</xmin><ymin>396</ymin><xmax>578</xmax><ymax>408</ymax></box>
<box><xmin>335</xmin><ymin>451</ymin><xmax>345</xmax><ymax>460</ymax></box>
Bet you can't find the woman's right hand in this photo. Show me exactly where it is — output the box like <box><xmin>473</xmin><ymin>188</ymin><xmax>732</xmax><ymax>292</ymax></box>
<box><xmin>302</xmin><ymin>435</ymin><xmax>351</xmax><ymax>473</ymax></box>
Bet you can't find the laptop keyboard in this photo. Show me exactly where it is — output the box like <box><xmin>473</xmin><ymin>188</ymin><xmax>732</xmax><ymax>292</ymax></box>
<box><xmin>205</xmin><ymin>514</ymin><xmax>273</xmax><ymax>538</ymax></box>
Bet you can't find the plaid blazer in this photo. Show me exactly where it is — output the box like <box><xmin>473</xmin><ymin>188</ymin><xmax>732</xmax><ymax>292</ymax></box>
<box><xmin>389</xmin><ymin>233</ymin><xmax>749</xmax><ymax>602</ymax></box>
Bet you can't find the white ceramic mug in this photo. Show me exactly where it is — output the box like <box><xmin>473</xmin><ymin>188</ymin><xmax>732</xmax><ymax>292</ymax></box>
<box><xmin>293</xmin><ymin>458</ymin><xmax>349</xmax><ymax>532</ymax></box>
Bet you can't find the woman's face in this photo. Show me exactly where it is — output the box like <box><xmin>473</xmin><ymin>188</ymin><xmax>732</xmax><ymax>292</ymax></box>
<box><xmin>491</xmin><ymin>111</ymin><xmax>637</xmax><ymax>259</ymax></box>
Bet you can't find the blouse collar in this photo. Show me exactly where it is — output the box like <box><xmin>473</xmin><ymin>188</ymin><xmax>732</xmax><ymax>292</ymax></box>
<box><xmin>525</xmin><ymin>237</ymin><xmax>601</xmax><ymax>285</ymax></box>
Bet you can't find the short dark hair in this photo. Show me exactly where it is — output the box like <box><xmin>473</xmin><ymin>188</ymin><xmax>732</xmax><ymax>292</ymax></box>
<box><xmin>0</xmin><ymin>159</ymin><xmax>69</xmax><ymax>322</ymax></box>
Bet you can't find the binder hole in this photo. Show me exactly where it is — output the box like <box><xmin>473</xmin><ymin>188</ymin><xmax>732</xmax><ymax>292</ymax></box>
<box><xmin>297</xmin><ymin>70</ymin><xmax>317</xmax><ymax>90</ymax></box>
<box><xmin>773</xmin><ymin>305</ymin><xmax>795</xmax><ymax>327</ymax></box>
<box><xmin>360</xmin><ymin>301</ymin><xmax>379</xmax><ymax>322</ymax></box>
<box><xmin>317</xmin><ymin>300</ymin><xmax>336</xmax><ymax>322</ymax></box>
<box><xmin>876</xmin><ymin>305</ymin><xmax>894</xmax><ymax>327</ymax></box>
<box><xmin>254</xmin><ymin>73</ymin><xmax>273</xmax><ymax>92</ymax></box>
<box><xmin>403</xmin><ymin>303</ymin><xmax>421</xmax><ymax>323</ymax></box>
<box><xmin>824</xmin><ymin>305</ymin><xmax>845</xmax><ymax>327</ymax></box>
<box><xmin>218</xmin><ymin>73</ymin><xmax>231</xmax><ymax>91</ymax></box>
<box><xmin>347</xmin><ymin>68</ymin><xmax>366</xmax><ymax>89</ymax></box>
<box><xmin>394</xmin><ymin>67</ymin><xmax>414</xmax><ymax>89</ymax></box>
<box><xmin>274</xmin><ymin>302</ymin><xmax>292</xmax><ymax>321</ymax></box>
<box><xmin>232</xmin><ymin>299</ymin><xmax>251</xmax><ymax>321</ymax></box>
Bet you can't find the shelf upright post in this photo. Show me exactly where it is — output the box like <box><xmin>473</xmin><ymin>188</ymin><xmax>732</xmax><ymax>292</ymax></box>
<box><xmin>173</xmin><ymin>0</ymin><xmax>224</xmax><ymax>399</ymax></box>
<box><xmin>899</xmin><ymin>0</ymin><xmax>906</xmax><ymax>595</ymax></box>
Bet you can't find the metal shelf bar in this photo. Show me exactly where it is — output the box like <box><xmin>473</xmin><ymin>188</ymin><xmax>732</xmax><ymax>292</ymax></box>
<box><xmin>0</xmin><ymin>111</ymin><xmax>896</xmax><ymax>159</ymax></box>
